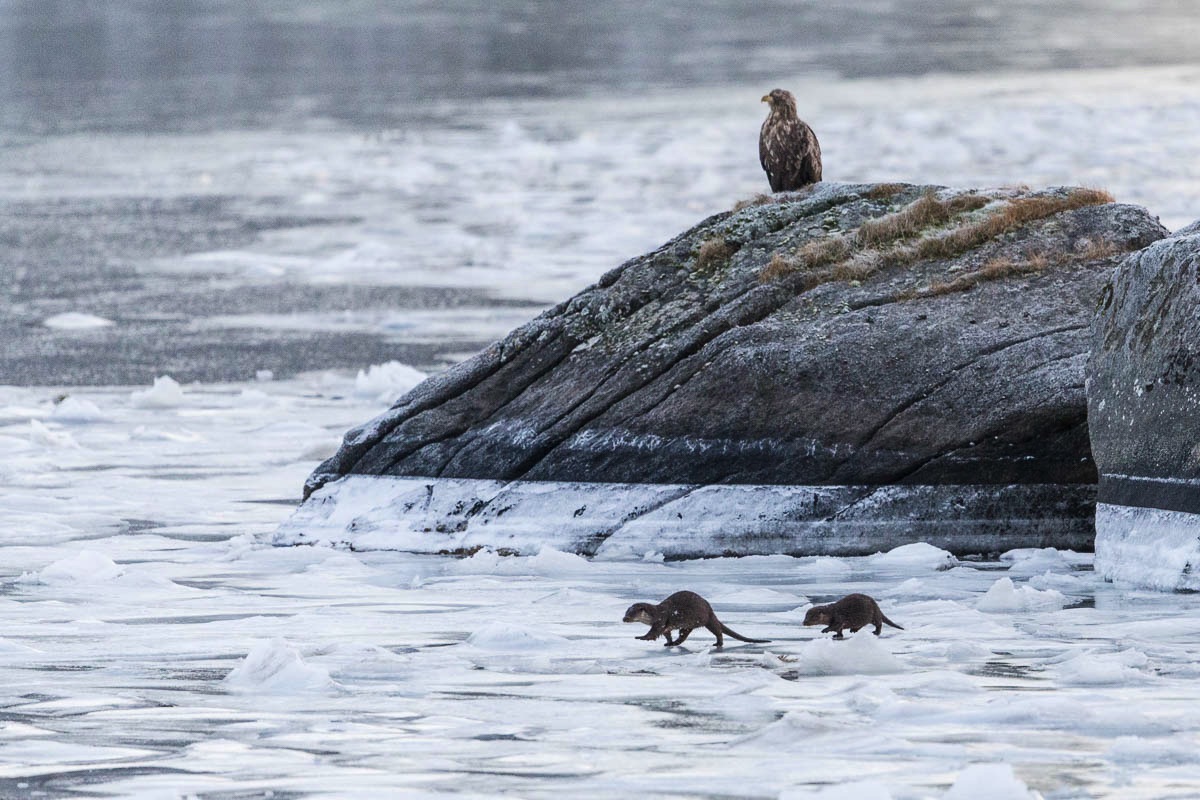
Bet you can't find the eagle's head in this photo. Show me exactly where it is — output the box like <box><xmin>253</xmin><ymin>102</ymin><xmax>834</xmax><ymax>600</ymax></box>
<box><xmin>761</xmin><ymin>88</ymin><xmax>798</xmax><ymax>117</ymax></box>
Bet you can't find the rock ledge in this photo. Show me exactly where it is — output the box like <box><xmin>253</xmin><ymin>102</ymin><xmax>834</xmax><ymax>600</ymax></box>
<box><xmin>282</xmin><ymin>182</ymin><xmax>1168</xmax><ymax>556</ymax></box>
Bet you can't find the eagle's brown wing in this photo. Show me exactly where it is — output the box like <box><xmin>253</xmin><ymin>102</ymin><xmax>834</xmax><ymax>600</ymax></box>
<box><xmin>760</xmin><ymin>118</ymin><xmax>822</xmax><ymax>192</ymax></box>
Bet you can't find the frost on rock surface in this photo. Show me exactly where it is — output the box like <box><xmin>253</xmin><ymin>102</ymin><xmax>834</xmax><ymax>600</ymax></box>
<box><xmin>287</xmin><ymin>183</ymin><xmax>1168</xmax><ymax>556</ymax></box>
<box><xmin>1088</xmin><ymin>231</ymin><xmax>1200</xmax><ymax>589</ymax></box>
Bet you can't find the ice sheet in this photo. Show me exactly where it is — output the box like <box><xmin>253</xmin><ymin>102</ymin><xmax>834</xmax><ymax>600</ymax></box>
<box><xmin>2</xmin><ymin>373</ymin><xmax>1200</xmax><ymax>797</ymax></box>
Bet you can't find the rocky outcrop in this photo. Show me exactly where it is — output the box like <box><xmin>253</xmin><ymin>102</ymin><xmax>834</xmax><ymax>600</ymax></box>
<box><xmin>1090</xmin><ymin>226</ymin><xmax>1200</xmax><ymax>589</ymax></box>
<box><xmin>1173</xmin><ymin>219</ymin><xmax>1200</xmax><ymax>238</ymax></box>
<box><xmin>280</xmin><ymin>182</ymin><xmax>1167</xmax><ymax>557</ymax></box>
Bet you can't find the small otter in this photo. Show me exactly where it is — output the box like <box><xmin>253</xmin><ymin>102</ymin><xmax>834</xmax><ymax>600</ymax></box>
<box><xmin>803</xmin><ymin>593</ymin><xmax>903</xmax><ymax>639</ymax></box>
<box><xmin>623</xmin><ymin>590</ymin><xmax>770</xmax><ymax>648</ymax></box>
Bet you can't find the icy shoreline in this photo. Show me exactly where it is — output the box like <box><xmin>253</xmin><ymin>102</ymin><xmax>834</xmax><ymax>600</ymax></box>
<box><xmin>279</xmin><ymin>475</ymin><xmax>1096</xmax><ymax>558</ymax></box>
<box><xmin>1095</xmin><ymin>502</ymin><xmax>1200</xmax><ymax>592</ymax></box>
<box><xmin>5</xmin><ymin>375</ymin><xmax>1200</xmax><ymax>797</ymax></box>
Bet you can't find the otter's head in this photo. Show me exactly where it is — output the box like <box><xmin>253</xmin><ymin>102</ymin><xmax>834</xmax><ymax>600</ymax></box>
<box><xmin>761</xmin><ymin>88</ymin><xmax>798</xmax><ymax>116</ymax></box>
<box><xmin>623</xmin><ymin>603</ymin><xmax>654</xmax><ymax>624</ymax></box>
<box><xmin>802</xmin><ymin>605</ymin><xmax>830</xmax><ymax>626</ymax></box>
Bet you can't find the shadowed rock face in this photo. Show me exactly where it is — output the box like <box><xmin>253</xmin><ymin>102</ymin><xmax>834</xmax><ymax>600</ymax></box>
<box><xmin>292</xmin><ymin>182</ymin><xmax>1167</xmax><ymax>556</ymax></box>
<box><xmin>1090</xmin><ymin>226</ymin><xmax>1200</xmax><ymax>588</ymax></box>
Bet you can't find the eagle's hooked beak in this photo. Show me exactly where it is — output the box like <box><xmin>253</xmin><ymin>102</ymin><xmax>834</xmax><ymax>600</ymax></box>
<box><xmin>761</xmin><ymin>94</ymin><xmax>771</xmax><ymax>103</ymax></box>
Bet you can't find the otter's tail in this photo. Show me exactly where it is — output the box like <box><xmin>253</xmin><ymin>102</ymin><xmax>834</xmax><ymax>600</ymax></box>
<box><xmin>720</xmin><ymin>623</ymin><xmax>771</xmax><ymax>644</ymax></box>
<box><xmin>881</xmin><ymin>614</ymin><xmax>904</xmax><ymax>630</ymax></box>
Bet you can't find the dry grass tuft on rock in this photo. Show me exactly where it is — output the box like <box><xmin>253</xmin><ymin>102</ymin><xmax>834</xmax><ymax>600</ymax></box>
<box><xmin>761</xmin><ymin>185</ymin><xmax>1117</xmax><ymax>288</ymax></box>
<box><xmin>902</xmin><ymin>230</ymin><xmax>1130</xmax><ymax>302</ymax></box>
<box><xmin>906</xmin><ymin>188</ymin><xmax>1114</xmax><ymax>264</ymax></box>
<box><xmin>731</xmin><ymin>193</ymin><xmax>775</xmax><ymax>212</ymax></box>
<box><xmin>865</xmin><ymin>183</ymin><xmax>909</xmax><ymax>201</ymax></box>
<box><xmin>915</xmin><ymin>253</ymin><xmax>1053</xmax><ymax>298</ymax></box>
<box><xmin>695</xmin><ymin>237</ymin><xmax>737</xmax><ymax>271</ymax></box>
<box><xmin>855</xmin><ymin>191</ymin><xmax>991</xmax><ymax>249</ymax></box>
<box><xmin>1077</xmin><ymin>237</ymin><xmax>1123</xmax><ymax>261</ymax></box>
<box><xmin>761</xmin><ymin>252</ymin><xmax>795</xmax><ymax>282</ymax></box>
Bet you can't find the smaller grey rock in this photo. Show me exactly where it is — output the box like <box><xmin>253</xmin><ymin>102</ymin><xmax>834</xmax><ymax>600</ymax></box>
<box><xmin>1089</xmin><ymin>231</ymin><xmax>1200</xmax><ymax>589</ymax></box>
<box><xmin>1172</xmin><ymin>219</ymin><xmax>1200</xmax><ymax>238</ymax></box>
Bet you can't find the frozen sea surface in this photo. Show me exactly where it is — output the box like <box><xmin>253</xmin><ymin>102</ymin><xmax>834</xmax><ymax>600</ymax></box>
<box><xmin>4</xmin><ymin>374</ymin><xmax>1200</xmax><ymax>798</ymax></box>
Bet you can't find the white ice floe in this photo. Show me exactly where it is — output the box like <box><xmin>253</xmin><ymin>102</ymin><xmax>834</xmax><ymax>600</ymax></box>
<box><xmin>129</xmin><ymin>375</ymin><xmax>186</xmax><ymax>408</ymax></box>
<box><xmin>42</xmin><ymin>312</ymin><xmax>114</xmax><ymax>329</ymax></box>
<box><xmin>1027</xmin><ymin>571</ymin><xmax>1090</xmax><ymax>592</ymax></box>
<box><xmin>787</xmin><ymin>630</ymin><xmax>906</xmax><ymax>676</ymax></box>
<box><xmin>352</xmin><ymin>360</ymin><xmax>426</xmax><ymax>404</ymax></box>
<box><xmin>1000</xmin><ymin>547</ymin><xmax>1072</xmax><ymax>575</ymax></box>
<box><xmin>868</xmin><ymin>542</ymin><xmax>957</xmax><ymax>570</ymax></box>
<box><xmin>223</xmin><ymin>639</ymin><xmax>337</xmax><ymax>694</ymax></box>
<box><xmin>943</xmin><ymin>763</ymin><xmax>1038</xmax><ymax>800</ymax></box>
<box><xmin>881</xmin><ymin>577</ymin><xmax>975</xmax><ymax>602</ymax></box>
<box><xmin>448</xmin><ymin>545</ymin><xmax>594</xmax><ymax>577</ymax></box>
<box><xmin>234</xmin><ymin>388</ymin><xmax>273</xmax><ymax>407</ymax></box>
<box><xmin>128</xmin><ymin>425</ymin><xmax>204</xmax><ymax>442</ymax></box>
<box><xmin>1107</xmin><ymin>734</ymin><xmax>1200</xmax><ymax>765</ymax></box>
<box><xmin>781</xmin><ymin>781</ymin><xmax>894</xmax><ymax>800</ymax></box>
<box><xmin>27</xmin><ymin>419</ymin><xmax>80</xmax><ymax>448</ymax></box>
<box><xmin>976</xmin><ymin>577</ymin><xmax>1067</xmax><ymax>612</ymax></box>
<box><xmin>49</xmin><ymin>396</ymin><xmax>108</xmax><ymax>423</ymax></box>
<box><xmin>941</xmin><ymin>640</ymin><xmax>992</xmax><ymax>662</ymax></box>
<box><xmin>465</xmin><ymin>622</ymin><xmax>572</xmax><ymax>651</ymax></box>
<box><xmin>793</xmin><ymin>556</ymin><xmax>854</xmax><ymax>577</ymax></box>
<box><xmin>709</xmin><ymin>587</ymin><xmax>808</xmax><ymax>606</ymax></box>
<box><xmin>0</xmin><ymin>637</ymin><xmax>41</xmax><ymax>654</ymax></box>
<box><xmin>1055</xmin><ymin>649</ymin><xmax>1155</xmax><ymax>686</ymax></box>
<box><xmin>18</xmin><ymin>550</ymin><xmax>124</xmax><ymax>584</ymax></box>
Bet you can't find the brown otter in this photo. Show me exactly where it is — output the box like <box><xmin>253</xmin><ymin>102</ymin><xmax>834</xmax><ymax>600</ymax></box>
<box><xmin>623</xmin><ymin>590</ymin><xmax>771</xmax><ymax>648</ymax></box>
<box><xmin>803</xmin><ymin>593</ymin><xmax>903</xmax><ymax>639</ymax></box>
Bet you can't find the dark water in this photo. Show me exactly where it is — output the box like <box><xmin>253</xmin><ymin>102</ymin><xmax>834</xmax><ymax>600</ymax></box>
<box><xmin>2</xmin><ymin>0</ymin><xmax>1198</xmax><ymax>134</ymax></box>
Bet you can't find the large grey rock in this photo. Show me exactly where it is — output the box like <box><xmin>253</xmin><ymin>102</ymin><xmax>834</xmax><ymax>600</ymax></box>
<box><xmin>284</xmin><ymin>182</ymin><xmax>1167</xmax><ymax>556</ymax></box>
<box><xmin>1089</xmin><ymin>231</ymin><xmax>1200</xmax><ymax>589</ymax></box>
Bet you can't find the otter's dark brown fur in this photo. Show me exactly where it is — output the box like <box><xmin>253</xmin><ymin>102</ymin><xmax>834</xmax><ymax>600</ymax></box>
<box><xmin>803</xmin><ymin>593</ymin><xmax>903</xmax><ymax>639</ymax></box>
<box><xmin>623</xmin><ymin>590</ymin><xmax>770</xmax><ymax>648</ymax></box>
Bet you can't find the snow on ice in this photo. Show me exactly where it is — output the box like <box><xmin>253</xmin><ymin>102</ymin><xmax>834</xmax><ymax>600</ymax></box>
<box><xmin>2</xmin><ymin>364</ymin><xmax>1198</xmax><ymax>799</ymax></box>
